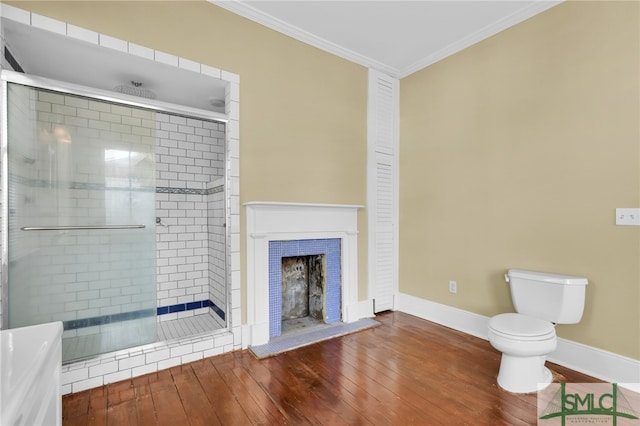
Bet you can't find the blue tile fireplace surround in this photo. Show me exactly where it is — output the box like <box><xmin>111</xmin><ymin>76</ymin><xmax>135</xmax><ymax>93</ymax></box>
<box><xmin>268</xmin><ymin>239</ymin><xmax>341</xmax><ymax>337</ymax></box>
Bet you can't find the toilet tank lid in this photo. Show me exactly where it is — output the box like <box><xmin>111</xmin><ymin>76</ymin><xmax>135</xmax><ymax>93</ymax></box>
<box><xmin>506</xmin><ymin>269</ymin><xmax>588</xmax><ymax>286</ymax></box>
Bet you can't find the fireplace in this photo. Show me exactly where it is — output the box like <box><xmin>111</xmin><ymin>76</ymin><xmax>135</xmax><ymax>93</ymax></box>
<box><xmin>244</xmin><ymin>202</ymin><xmax>363</xmax><ymax>346</ymax></box>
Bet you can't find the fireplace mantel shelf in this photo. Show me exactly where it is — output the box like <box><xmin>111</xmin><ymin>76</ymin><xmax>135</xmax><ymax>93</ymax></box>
<box><xmin>243</xmin><ymin>201</ymin><xmax>364</xmax><ymax>210</ymax></box>
<box><xmin>249</xmin><ymin>230</ymin><xmax>359</xmax><ymax>239</ymax></box>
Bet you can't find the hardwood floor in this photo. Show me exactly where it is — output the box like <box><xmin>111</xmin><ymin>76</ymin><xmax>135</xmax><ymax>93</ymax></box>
<box><xmin>62</xmin><ymin>311</ymin><xmax>602</xmax><ymax>425</ymax></box>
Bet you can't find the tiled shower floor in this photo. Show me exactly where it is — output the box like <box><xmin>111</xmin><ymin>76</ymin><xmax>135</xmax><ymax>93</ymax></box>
<box><xmin>62</xmin><ymin>313</ymin><xmax>225</xmax><ymax>363</ymax></box>
<box><xmin>157</xmin><ymin>313</ymin><xmax>224</xmax><ymax>341</ymax></box>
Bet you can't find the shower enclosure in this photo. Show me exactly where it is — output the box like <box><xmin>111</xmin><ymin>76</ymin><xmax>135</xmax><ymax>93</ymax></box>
<box><xmin>0</xmin><ymin>69</ymin><xmax>231</xmax><ymax>363</ymax></box>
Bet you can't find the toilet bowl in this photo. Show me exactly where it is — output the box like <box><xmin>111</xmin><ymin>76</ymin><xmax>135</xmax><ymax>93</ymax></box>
<box><xmin>488</xmin><ymin>269</ymin><xmax>587</xmax><ymax>394</ymax></box>
<box><xmin>488</xmin><ymin>313</ymin><xmax>557</xmax><ymax>393</ymax></box>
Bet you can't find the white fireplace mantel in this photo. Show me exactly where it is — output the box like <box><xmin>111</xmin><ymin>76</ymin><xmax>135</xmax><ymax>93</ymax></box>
<box><xmin>244</xmin><ymin>202</ymin><xmax>364</xmax><ymax>346</ymax></box>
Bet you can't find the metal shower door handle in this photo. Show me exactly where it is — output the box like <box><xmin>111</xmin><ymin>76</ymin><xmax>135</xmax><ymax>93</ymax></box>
<box><xmin>20</xmin><ymin>225</ymin><xmax>146</xmax><ymax>231</ymax></box>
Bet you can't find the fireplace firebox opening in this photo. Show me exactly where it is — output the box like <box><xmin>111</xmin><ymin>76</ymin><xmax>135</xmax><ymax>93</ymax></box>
<box><xmin>281</xmin><ymin>254</ymin><xmax>326</xmax><ymax>332</ymax></box>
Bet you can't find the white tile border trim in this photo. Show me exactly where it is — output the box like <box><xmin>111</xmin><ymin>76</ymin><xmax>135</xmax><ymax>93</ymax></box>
<box><xmin>67</xmin><ymin>24</ymin><xmax>99</xmax><ymax>44</ymax></box>
<box><xmin>61</xmin><ymin>325</ymin><xmax>234</xmax><ymax>394</ymax></box>
<box><xmin>128</xmin><ymin>42</ymin><xmax>155</xmax><ymax>60</ymax></box>
<box><xmin>0</xmin><ymin>3</ymin><xmax>30</xmax><ymax>24</ymax></box>
<box><xmin>396</xmin><ymin>292</ymin><xmax>640</xmax><ymax>391</ymax></box>
<box><xmin>31</xmin><ymin>13</ymin><xmax>66</xmax><ymax>35</ymax></box>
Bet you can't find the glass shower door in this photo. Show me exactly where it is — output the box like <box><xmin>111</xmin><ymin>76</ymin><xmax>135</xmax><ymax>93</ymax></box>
<box><xmin>5</xmin><ymin>81</ymin><xmax>157</xmax><ymax>362</ymax></box>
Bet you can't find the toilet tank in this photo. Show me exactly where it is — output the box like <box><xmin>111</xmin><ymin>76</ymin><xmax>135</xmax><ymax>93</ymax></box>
<box><xmin>506</xmin><ymin>269</ymin><xmax>588</xmax><ymax>324</ymax></box>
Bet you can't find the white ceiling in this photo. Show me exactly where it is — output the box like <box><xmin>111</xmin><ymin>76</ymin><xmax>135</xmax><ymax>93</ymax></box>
<box><xmin>1</xmin><ymin>1</ymin><xmax>561</xmax><ymax>112</ymax></box>
<box><xmin>213</xmin><ymin>0</ymin><xmax>562</xmax><ymax>78</ymax></box>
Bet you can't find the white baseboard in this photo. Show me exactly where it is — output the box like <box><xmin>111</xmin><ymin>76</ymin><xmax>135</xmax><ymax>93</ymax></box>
<box><xmin>395</xmin><ymin>292</ymin><xmax>640</xmax><ymax>389</ymax></box>
<box><xmin>548</xmin><ymin>337</ymin><xmax>640</xmax><ymax>392</ymax></box>
<box><xmin>396</xmin><ymin>292</ymin><xmax>489</xmax><ymax>340</ymax></box>
<box><xmin>357</xmin><ymin>299</ymin><xmax>375</xmax><ymax>319</ymax></box>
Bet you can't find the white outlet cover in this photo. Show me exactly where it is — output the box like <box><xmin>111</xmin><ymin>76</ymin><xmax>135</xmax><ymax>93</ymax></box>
<box><xmin>615</xmin><ymin>208</ymin><xmax>640</xmax><ymax>226</ymax></box>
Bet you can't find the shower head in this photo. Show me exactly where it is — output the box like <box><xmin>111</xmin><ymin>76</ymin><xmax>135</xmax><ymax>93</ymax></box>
<box><xmin>114</xmin><ymin>81</ymin><xmax>157</xmax><ymax>100</ymax></box>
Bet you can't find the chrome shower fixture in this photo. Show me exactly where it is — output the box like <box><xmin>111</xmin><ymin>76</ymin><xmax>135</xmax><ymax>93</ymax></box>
<box><xmin>114</xmin><ymin>80</ymin><xmax>157</xmax><ymax>99</ymax></box>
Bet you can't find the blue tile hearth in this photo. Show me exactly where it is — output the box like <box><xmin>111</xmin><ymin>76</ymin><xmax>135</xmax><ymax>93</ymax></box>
<box><xmin>250</xmin><ymin>318</ymin><xmax>380</xmax><ymax>359</ymax></box>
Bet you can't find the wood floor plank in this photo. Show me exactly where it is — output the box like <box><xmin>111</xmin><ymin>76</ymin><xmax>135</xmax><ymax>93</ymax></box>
<box><xmin>274</xmin><ymin>350</ymin><xmax>375</xmax><ymax>425</ymax></box>
<box><xmin>131</xmin><ymin>375</ymin><xmax>157</xmax><ymax>425</ymax></box>
<box><xmin>134</xmin><ymin>393</ymin><xmax>156</xmax><ymax>426</ymax></box>
<box><xmin>260</xmin><ymin>356</ymin><xmax>339</xmax><ymax>425</ymax></box>
<box><xmin>61</xmin><ymin>414</ymin><xmax>90</xmax><ymax>426</ymax></box>
<box><xmin>228</xmin><ymin>352</ymin><xmax>290</xmax><ymax>424</ymax></box>
<box><xmin>147</xmin><ymin>369</ymin><xmax>189</xmax><ymax>426</ymax></box>
<box><xmin>107</xmin><ymin>379</ymin><xmax>135</xmax><ymax>406</ymax></box>
<box><xmin>237</xmin><ymin>350</ymin><xmax>315</xmax><ymax>424</ymax></box>
<box><xmin>214</xmin><ymin>354</ymin><xmax>285</xmax><ymax>425</ymax></box>
<box><xmin>192</xmin><ymin>357</ymin><xmax>253</xmax><ymax>425</ymax></box>
<box><xmin>106</xmin><ymin>399</ymin><xmax>137</xmax><ymax>426</ymax></box>
<box><xmin>62</xmin><ymin>311</ymin><xmax>607</xmax><ymax>426</ymax></box>
<box><xmin>151</xmin><ymin>388</ymin><xmax>189</xmax><ymax>426</ymax></box>
<box><xmin>147</xmin><ymin>369</ymin><xmax>175</xmax><ymax>395</ymax></box>
<box><xmin>294</xmin><ymin>339</ymin><xmax>397</xmax><ymax>424</ymax></box>
<box><xmin>328</xmin><ymin>332</ymin><xmax>458</xmax><ymax>424</ymax></box>
<box><xmin>170</xmin><ymin>364</ymin><xmax>222</xmax><ymax>426</ymax></box>
<box><xmin>318</xmin><ymin>338</ymin><xmax>433</xmax><ymax>423</ymax></box>
<box><xmin>132</xmin><ymin>375</ymin><xmax>151</xmax><ymax>398</ymax></box>
<box><xmin>349</xmin><ymin>315</ymin><xmax>538</xmax><ymax>423</ymax></box>
<box><xmin>86</xmin><ymin>386</ymin><xmax>108</xmax><ymax>426</ymax></box>
<box><xmin>62</xmin><ymin>391</ymin><xmax>89</xmax><ymax>421</ymax></box>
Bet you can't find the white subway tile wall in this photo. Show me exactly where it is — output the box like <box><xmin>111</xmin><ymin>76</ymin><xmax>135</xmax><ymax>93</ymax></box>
<box><xmin>155</xmin><ymin>112</ymin><xmax>225</xmax><ymax>322</ymax></box>
<box><xmin>208</xmin><ymin>178</ymin><xmax>226</xmax><ymax>318</ymax></box>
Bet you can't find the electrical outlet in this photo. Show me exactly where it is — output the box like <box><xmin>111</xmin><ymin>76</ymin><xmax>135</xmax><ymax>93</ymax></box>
<box><xmin>616</xmin><ymin>208</ymin><xmax>640</xmax><ymax>226</ymax></box>
<box><xmin>449</xmin><ymin>280</ymin><xmax>457</xmax><ymax>294</ymax></box>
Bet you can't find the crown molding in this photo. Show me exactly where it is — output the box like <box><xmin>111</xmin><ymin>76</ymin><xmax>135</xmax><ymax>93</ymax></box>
<box><xmin>208</xmin><ymin>0</ymin><xmax>400</xmax><ymax>77</ymax></box>
<box><xmin>399</xmin><ymin>0</ymin><xmax>563</xmax><ymax>78</ymax></box>
<box><xmin>210</xmin><ymin>0</ymin><xmax>561</xmax><ymax>80</ymax></box>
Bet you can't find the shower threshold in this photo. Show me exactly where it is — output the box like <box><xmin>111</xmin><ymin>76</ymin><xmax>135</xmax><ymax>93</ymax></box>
<box><xmin>62</xmin><ymin>312</ymin><xmax>225</xmax><ymax>364</ymax></box>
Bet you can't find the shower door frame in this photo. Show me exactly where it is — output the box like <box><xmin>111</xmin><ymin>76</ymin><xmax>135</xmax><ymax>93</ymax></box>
<box><xmin>0</xmin><ymin>69</ymin><xmax>229</xmax><ymax>335</ymax></box>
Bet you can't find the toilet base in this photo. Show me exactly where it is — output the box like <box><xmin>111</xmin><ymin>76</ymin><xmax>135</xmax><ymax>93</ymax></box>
<box><xmin>496</xmin><ymin>353</ymin><xmax>553</xmax><ymax>394</ymax></box>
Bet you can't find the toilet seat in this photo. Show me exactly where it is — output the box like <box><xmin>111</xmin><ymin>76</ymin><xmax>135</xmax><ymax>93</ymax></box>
<box><xmin>489</xmin><ymin>313</ymin><xmax>555</xmax><ymax>341</ymax></box>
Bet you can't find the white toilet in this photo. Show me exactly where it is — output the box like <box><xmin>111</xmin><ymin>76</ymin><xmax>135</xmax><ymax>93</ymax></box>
<box><xmin>488</xmin><ymin>269</ymin><xmax>588</xmax><ymax>393</ymax></box>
